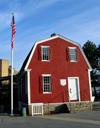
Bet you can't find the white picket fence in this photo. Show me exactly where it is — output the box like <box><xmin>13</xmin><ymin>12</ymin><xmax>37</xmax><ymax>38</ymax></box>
<box><xmin>31</xmin><ymin>103</ymin><xmax>43</xmax><ymax>116</ymax></box>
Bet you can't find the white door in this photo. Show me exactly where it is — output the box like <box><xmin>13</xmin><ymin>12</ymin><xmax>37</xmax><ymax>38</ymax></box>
<box><xmin>68</xmin><ymin>78</ymin><xmax>79</xmax><ymax>101</ymax></box>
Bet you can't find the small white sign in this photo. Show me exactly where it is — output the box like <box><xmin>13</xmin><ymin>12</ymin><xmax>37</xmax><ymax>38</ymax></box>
<box><xmin>60</xmin><ymin>79</ymin><xmax>66</xmax><ymax>86</ymax></box>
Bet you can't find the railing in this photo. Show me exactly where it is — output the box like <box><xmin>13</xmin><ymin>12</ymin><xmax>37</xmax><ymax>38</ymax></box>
<box><xmin>83</xmin><ymin>90</ymin><xmax>90</xmax><ymax>101</ymax></box>
<box><xmin>31</xmin><ymin>103</ymin><xmax>43</xmax><ymax>116</ymax></box>
<box><xmin>65</xmin><ymin>91</ymin><xmax>70</xmax><ymax>102</ymax></box>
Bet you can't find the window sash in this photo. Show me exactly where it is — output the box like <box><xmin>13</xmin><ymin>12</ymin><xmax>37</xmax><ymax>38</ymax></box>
<box><xmin>43</xmin><ymin>76</ymin><xmax>51</xmax><ymax>92</ymax></box>
<box><xmin>70</xmin><ymin>48</ymin><xmax>76</xmax><ymax>61</ymax></box>
<box><xmin>42</xmin><ymin>47</ymin><xmax>49</xmax><ymax>60</ymax></box>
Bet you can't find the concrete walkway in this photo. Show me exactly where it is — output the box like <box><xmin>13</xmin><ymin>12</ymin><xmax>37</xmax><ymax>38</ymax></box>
<box><xmin>0</xmin><ymin>110</ymin><xmax>100</xmax><ymax>128</ymax></box>
<box><xmin>0</xmin><ymin>102</ymin><xmax>100</xmax><ymax>128</ymax></box>
<box><xmin>93</xmin><ymin>101</ymin><xmax>100</xmax><ymax>109</ymax></box>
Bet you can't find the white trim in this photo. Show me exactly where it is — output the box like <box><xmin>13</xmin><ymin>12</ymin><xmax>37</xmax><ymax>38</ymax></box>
<box><xmin>87</xmin><ymin>69</ymin><xmax>92</xmax><ymax>101</ymax></box>
<box><xmin>69</xmin><ymin>47</ymin><xmax>77</xmax><ymax>62</ymax></box>
<box><xmin>41</xmin><ymin>60</ymin><xmax>50</xmax><ymax>62</ymax></box>
<box><xmin>68</xmin><ymin>47</ymin><xmax>76</xmax><ymax>49</ymax></box>
<box><xmin>24</xmin><ymin>34</ymin><xmax>92</xmax><ymax>70</ymax></box>
<box><xmin>42</xmin><ymin>74</ymin><xmax>51</xmax><ymax>93</ymax></box>
<box><xmin>68</xmin><ymin>77</ymin><xmax>80</xmax><ymax>102</ymax></box>
<box><xmin>36</xmin><ymin>35</ymin><xmax>59</xmax><ymax>44</ymax></box>
<box><xmin>25</xmin><ymin>69</ymin><xmax>31</xmax><ymax>72</ymax></box>
<box><xmin>42</xmin><ymin>74</ymin><xmax>51</xmax><ymax>76</ymax></box>
<box><xmin>31</xmin><ymin>103</ymin><xmax>43</xmax><ymax>105</ymax></box>
<box><xmin>25</xmin><ymin>43</ymin><xmax>37</xmax><ymax>70</ymax></box>
<box><xmin>41</xmin><ymin>46</ymin><xmax>49</xmax><ymax>48</ymax></box>
<box><xmin>59</xmin><ymin>36</ymin><xmax>79</xmax><ymax>46</ymax></box>
<box><xmin>87</xmin><ymin>69</ymin><xmax>92</xmax><ymax>72</ymax></box>
<box><xmin>25</xmin><ymin>69</ymin><xmax>31</xmax><ymax>105</ymax></box>
<box><xmin>70</xmin><ymin>61</ymin><xmax>77</xmax><ymax>62</ymax></box>
<box><xmin>41</xmin><ymin>46</ymin><xmax>50</xmax><ymax>61</ymax></box>
<box><xmin>42</xmin><ymin>92</ymin><xmax>52</xmax><ymax>94</ymax></box>
<box><xmin>25</xmin><ymin>36</ymin><xmax>58</xmax><ymax>70</ymax></box>
<box><xmin>78</xmin><ymin>45</ymin><xmax>92</xmax><ymax>69</ymax></box>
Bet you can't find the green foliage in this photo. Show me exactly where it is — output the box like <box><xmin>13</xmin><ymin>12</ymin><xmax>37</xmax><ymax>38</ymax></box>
<box><xmin>82</xmin><ymin>40</ymin><xmax>97</xmax><ymax>62</ymax></box>
<box><xmin>96</xmin><ymin>45</ymin><xmax>100</xmax><ymax>58</ymax></box>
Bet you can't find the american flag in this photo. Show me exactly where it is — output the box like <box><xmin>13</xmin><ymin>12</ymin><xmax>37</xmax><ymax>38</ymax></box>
<box><xmin>11</xmin><ymin>13</ymin><xmax>16</xmax><ymax>49</ymax></box>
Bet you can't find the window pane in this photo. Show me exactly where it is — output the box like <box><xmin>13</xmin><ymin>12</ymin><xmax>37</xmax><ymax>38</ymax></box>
<box><xmin>42</xmin><ymin>47</ymin><xmax>49</xmax><ymax>60</ymax></box>
<box><xmin>70</xmin><ymin>49</ymin><xmax>76</xmax><ymax>61</ymax></box>
<box><xmin>43</xmin><ymin>76</ymin><xmax>51</xmax><ymax>92</ymax></box>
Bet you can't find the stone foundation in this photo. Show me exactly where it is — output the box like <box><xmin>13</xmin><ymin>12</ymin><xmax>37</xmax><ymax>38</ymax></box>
<box><xmin>43</xmin><ymin>102</ymin><xmax>93</xmax><ymax>115</ymax></box>
<box><xmin>20</xmin><ymin>101</ymin><xmax>93</xmax><ymax>116</ymax></box>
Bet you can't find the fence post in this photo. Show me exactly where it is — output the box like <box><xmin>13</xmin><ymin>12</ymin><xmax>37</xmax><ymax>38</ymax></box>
<box><xmin>31</xmin><ymin>105</ymin><xmax>33</xmax><ymax>116</ymax></box>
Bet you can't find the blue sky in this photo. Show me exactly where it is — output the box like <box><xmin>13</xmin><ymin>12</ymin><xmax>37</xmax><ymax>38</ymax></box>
<box><xmin>0</xmin><ymin>0</ymin><xmax>100</xmax><ymax>71</ymax></box>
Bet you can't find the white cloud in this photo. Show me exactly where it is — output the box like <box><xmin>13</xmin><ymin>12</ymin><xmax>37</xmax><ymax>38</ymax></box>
<box><xmin>1</xmin><ymin>0</ymin><xmax>100</xmax><ymax>71</ymax></box>
<box><xmin>0</xmin><ymin>12</ymin><xmax>24</xmax><ymax>31</ymax></box>
<box><xmin>0</xmin><ymin>0</ymin><xmax>61</xmax><ymax>31</ymax></box>
<box><xmin>0</xmin><ymin>13</ymin><xmax>11</xmax><ymax>31</ymax></box>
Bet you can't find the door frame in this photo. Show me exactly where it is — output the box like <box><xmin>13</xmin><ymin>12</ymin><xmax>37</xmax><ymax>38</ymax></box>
<box><xmin>68</xmin><ymin>77</ymin><xmax>80</xmax><ymax>102</ymax></box>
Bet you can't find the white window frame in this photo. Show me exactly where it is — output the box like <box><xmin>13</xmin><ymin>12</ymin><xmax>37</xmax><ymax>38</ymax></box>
<box><xmin>42</xmin><ymin>74</ymin><xmax>51</xmax><ymax>94</ymax></box>
<box><xmin>41</xmin><ymin>46</ymin><xmax>50</xmax><ymax>61</ymax></box>
<box><xmin>69</xmin><ymin>47</ymin><xmax>77</xmax><ymax>62</ymax></box>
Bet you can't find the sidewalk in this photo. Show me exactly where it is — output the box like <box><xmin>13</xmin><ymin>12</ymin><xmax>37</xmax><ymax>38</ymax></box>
<box><xmin>0</xmin><ymin>109</ymin><xmax>100</xmax><ymax>128</ymax></box>
<box><xmin>93</xmin><ymin>101</ymin><xmax>100</xmax><ymax>110</ymax></box>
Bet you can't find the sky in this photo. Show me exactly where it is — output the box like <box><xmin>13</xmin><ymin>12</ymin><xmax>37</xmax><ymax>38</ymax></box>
<box><xmin>0</xmin><ymin>0</ymin><xmax>100</xmax><ymax>71</ymax></box>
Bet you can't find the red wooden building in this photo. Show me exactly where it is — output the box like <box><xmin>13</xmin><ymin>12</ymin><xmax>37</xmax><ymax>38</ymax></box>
<box><xmin>17</xmin><ymin>34</ymin><xmax>92</xmax><ymax>115</ymax></box>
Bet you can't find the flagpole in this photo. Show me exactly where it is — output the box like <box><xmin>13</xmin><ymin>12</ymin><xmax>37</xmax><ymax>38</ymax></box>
<box><xmin>10</xmin><ymin>13</ymin><xmax>15</xmax><ymax>116</ymax></box>
<box><xmin>10</xmin><ymin>45</ymin><xmax>14</xmax><ymax>116</ymax></box>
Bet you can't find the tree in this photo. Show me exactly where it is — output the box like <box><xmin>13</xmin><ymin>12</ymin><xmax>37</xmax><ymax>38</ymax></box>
<box><xmin>96</xmin><ymin>44</ymin><xmax>100</xmax><ymax>58</ymax></box>
<box><xmin>82</xmin><ymin>40</ymin><xmax>97</xmax><ymax>62</ymax></box>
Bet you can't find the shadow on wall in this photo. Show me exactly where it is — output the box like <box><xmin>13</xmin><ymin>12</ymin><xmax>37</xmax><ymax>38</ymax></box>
<box><xmin>50</xmin><ymin>104</ymin><xmax>70</xmax><ymax>114</ymax></box>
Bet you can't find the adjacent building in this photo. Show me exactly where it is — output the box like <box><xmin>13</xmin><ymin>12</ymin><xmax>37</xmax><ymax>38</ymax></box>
<box><xmin>0</xmin><ymin>59</ymin><xmax>19</xmax><ymax>108</ymax></box>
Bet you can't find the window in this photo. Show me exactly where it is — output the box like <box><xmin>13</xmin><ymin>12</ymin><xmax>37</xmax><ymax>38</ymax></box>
<box><xmin>43</xmin><ymin>75</ymin><xmax>51</xmax><ymax>93</ymax></box>
<box><xmin>42</xmin><ymin>47</ymin><xmax>49</xmax><ymax>61</ymax></box>
<box><xmin>69</xmin><ymin>48</ymin><xmax>76</xmax><ymax>61</ymax></box>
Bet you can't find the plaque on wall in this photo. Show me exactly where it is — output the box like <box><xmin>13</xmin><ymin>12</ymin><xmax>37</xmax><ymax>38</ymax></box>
<box><xmin>60</xmin><ymin>79</ymin><xmax>66</xmax><ymax>86</ymax></box>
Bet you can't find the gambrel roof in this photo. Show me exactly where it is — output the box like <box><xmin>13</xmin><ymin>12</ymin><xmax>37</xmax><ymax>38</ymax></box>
<box><xmin>18</xmin><ymin>34</ymin><xmax>92</xmax><ymax>79</ymax></box>
<box><xmin>25</xmin><ymin>34</ymin><xmax>92</xmax><ymax>70</ymax></box>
